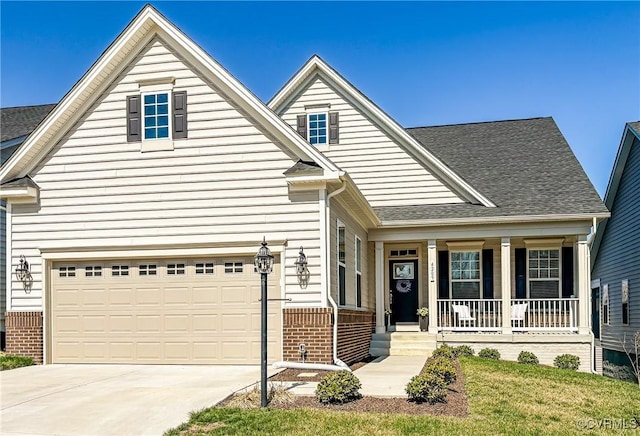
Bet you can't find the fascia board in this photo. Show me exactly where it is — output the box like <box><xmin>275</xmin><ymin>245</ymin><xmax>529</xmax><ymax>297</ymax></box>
<box><xmin>378</xmin><ymin>212</ymin><xmax>610</xmax><ymax>228</ymax></box>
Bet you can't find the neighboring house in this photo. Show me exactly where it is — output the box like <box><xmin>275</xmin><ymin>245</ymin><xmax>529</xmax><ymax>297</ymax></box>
<box><xmin>591</xmin><ymin>122</ymin><xmax>640</xmax><ymax>380</ymax></box>
<box><xmin>0</xmin><ymin>104</ymin><xmax>56</xmax><ymax>350</ymax></box>
<box><xmin>0</xmin><ymin>6</ymin><xmax>608</xmax><ymax>371</ymax></box>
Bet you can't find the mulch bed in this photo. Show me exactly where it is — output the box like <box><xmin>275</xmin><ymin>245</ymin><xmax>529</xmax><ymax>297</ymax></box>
<box><xmin>222</xmin><ymin>357</ymin><xmax>469</xmax><ymax>417</ymax></box>
<box><xmin>268</xmin><ymin>355</ymin><xmax>377</xmax><ymax>382</ymax></box>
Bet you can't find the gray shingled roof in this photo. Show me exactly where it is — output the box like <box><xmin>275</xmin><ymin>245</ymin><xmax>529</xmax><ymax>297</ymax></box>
<box><xmin>1</xmin><ymin>104</ymin><xmax>56</xmax><ymax>143</ymax></box>
<box><xmin>0</xmin><ymin>176</ymin><xmax>39</xmax><ymax>190</ymax></box>
<box><xmin>628</xmin><ymin>121</ymin><xmax>640</xmax><ymax>134</ymax></box>
<box><xmin>374</xmin><ymin>117</ymin><xmax>608</xmax><ymax>222</ymax></box>
<box><xmin>284</xmin><ymin>160</ymin><xmax>323</xmax><ymax>176</ymax></box>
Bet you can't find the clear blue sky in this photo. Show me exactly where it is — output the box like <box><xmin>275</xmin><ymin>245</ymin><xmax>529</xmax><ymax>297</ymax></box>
<box><xmin>2</xmin><ymin>2</ymin><xmax>639</xmax><ymax>196</ymax></box>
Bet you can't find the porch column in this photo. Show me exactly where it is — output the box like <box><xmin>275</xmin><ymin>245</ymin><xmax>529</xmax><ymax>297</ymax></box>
<box><xmin>501</xmin><ymin>237</ymin><xmax>512</xmax><ymax>334</ymax></box>
<box><xmin>375</xmin><ymin>241</ymin><xmax>386</xmax><ymax>334</ymax></box>
<box><xmin>427</xmin><ymin>240</ymin><xmax>438</xmax><ymax>333</ymax></box>
<box><xmin>576</xmin><ymin>235</ymin><xmax>590</xmax><ymax>334</ymax></box>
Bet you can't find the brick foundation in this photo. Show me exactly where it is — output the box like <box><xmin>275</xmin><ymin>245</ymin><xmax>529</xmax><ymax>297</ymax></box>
<box><xmin>337</xmin><ymin>310</ymin><xmax>376</xmax><ymax>365</ymax></box>
<box><xmin>5</xmin><ymin>311</ymin><xmax>43</xmax><ymax>364</ymax></box>
<box><xmin>282</xmin><ymin>308</ymin><xmax>333</xmax><ymax>364</ymax></box>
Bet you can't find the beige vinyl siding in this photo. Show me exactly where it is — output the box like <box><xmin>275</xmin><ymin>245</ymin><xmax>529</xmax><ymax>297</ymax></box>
<box><xmin>329</xmin><ymin>199</ymin><xmax>371</xmax><ymax>310</ymax></box>
<box><xmin>10</xmin><ymin>38</ymin><xmax>322</xmax><ymax>310</ymax></box>
<box><xmin>279</xmin><ymin>76</ymin><xmax>464</xmax><ymax>207</ymax></box>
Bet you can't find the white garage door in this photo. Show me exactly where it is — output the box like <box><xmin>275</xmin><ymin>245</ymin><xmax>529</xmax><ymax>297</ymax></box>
<box><xmin>50</xmin><ymin>257</ymin><xmax>281</xmax><ymax>364</ymax></box>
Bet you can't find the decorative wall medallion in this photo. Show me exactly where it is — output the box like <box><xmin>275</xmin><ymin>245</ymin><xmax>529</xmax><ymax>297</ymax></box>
<box><xmin>396</xmin><ymin>280</ymin><xmax>413</xmax><ymax>293</ymax></box>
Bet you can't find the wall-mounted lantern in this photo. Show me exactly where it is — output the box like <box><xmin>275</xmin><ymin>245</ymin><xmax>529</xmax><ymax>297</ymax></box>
<box><xmin>15</xmin><ymin>255</ymin><xmax>33</xmax><ymax>292</ymax></box>
<box><xmin>294</xmin><ymin>247</ymin><xmax>309</xmax><ymax>289</ymax></box>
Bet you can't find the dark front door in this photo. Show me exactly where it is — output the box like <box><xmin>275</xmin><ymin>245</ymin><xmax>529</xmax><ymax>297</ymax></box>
<box><xmin>390</xmin><ymin>259</ymin><xmax>419</xmax><ymax>323</ymax></box>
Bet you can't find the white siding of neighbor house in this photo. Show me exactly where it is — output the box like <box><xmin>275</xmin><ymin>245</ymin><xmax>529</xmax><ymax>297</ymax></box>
<box><xmin>9</xmin><ymin>38</ymin><xmax>324</xmax><ymax>310</ymax></box>
<box><xmin>329</xmin><ymin>199</ymin><xmax>372</xmax><ymax>311</ymax></box>
<box><xmin>278</xmin><ymin>76</ymin><xmax>465</xmax><ymax>207</ymax></box>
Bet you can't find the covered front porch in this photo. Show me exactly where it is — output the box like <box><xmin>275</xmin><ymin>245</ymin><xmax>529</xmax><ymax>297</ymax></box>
<box><xmin>371</xmin><ymin>231</ymin><xmax>592</xmax><ymax>336</ymax></box>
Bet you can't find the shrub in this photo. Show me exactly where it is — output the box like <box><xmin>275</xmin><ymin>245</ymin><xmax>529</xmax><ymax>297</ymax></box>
<box><xmin>453</xmin><ymin>345</ymin><xmax>475</xmax><ymax>357</ymax></box>
<box><xmin>423</xmin><ymin>357</ymin><xmax>457</xmax><ymax>385</ymax></box>
<box><xmin>518</xmin><ymin>351</ymin><xmax>539</xmax><ymax>365</ymax></box>
<box><xmin>405</xmin><ymin>373</ymin><xmax>447</xmax><ymax>404</ymax></box>
<box><xmin>315</xmin><ymin>370</ymin><xmax>362</xmax><ymax>404</ymax></box>
<box><xmin>0</xmin><ymin>354</ymin><xmax>34</xmax><ymax>371</ymax></box>
<box><xmin>554</xmin><ymin>354</ymin><xmax>580</xmax><ymax>371</ymax></box>
<box><xmin>478</xmin><ymin>348</ymin><xmax>501</xmax><ymax>360</ymax></box>
<box><xmin>432</xmin><ymin>344</ymin><xmax>454</xmax><ymax>359</ymax></box>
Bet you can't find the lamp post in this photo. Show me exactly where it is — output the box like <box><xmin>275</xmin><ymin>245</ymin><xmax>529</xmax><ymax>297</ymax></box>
<box><xmin>254</xmin><ymin>237</ymin><xmax>274</xmax><ymax>408</ymax></box>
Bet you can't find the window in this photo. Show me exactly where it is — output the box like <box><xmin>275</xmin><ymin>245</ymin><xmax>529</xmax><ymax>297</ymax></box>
<box><xmin>85</xmin><ymin>266</ymin><xmax>102</xmax><ymax>277</ymax></box>
<box><xmin>450</xmin><ymin>251</ymin><xmax>480</xmax><ymax>299</ymax></box>
<box><xmin>390</xmin><ymin>249</ymin><xmax>417</xmax><ymax>257</ymax></box>
<box><xmin>59</xmin><ymin>266</ymin><xmax>76</xmax><ymax>278</ymax></box>
<box><xmin>196</xmin><ymin>262</ymin><xmax>215</xmax><ymax>275</ymax></box>
<box><xmin>143</xmin><ymin>93</ymin><xmax>169</xmax><ymax>140</ymax></box>
<box><xmin>139</xmin><ymin>264</ymin><xmax>157</xmax><ymax>276</ymax></box>
<box><xmin>308</xmin><ymin>113</ymin><xmax>327</xmax><ymax>145</ymax></box>
<box><xmin>602</xmin><ymin>284</ymin><xmax>609</xmax><ymax>326</ymax></box>
<box><xmin>338</xmin><ymin>221</ymin><xmax>346</xmax><ymax>306</ymax></box>
<box><xmin>112</xmin><ymin>265</ymin><xmax>129</xmax><ymax>277</ymax></box>
<box><xmin>622</xmin><ymin>280</ymin><xmax>629</xmax><ymax>325</ymax></box>
<box><xmin>167</xmin><ymin>263</ymin><xmax>185</xmax><ymax>275</ymax></box>
<box><xmin>528</xmin><ymin>249</ymin><xmax>560</xmax><ymax>298</ymax></box>
<box><xmin>355</xmin><ymin>236</ymin><xmax>362</xmax><ymax>308</ymax></box>
<box><xmin>225</xmin><ymin>262</ymin><xmax>243</xmax><ymax>274</ymax></box>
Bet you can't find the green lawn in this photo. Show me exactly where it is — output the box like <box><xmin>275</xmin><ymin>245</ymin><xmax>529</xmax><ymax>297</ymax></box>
<box><xmin>165</xmin><ymin>357</ymin><xmax>640</xmax><ymax>435</ymax></box>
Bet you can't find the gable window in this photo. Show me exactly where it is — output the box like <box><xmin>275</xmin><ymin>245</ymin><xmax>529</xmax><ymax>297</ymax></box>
<box><xmin>296</xmin><ymin>111</ymin><xmax>339</xmax><ymax>145</ymax></box>
<box><xmin>143</xmin><ymin>93</ymin><xmax>169</xmax><ymax>140</ymax></box>
<box><xmin>355</xmin><ymin>236</ymin><xmax>362</xmax><ymax>308</ymax></box>
<box><xmin>450</xmin><ymin>251</ymin><xmax>480</xmax><ymax>299</ymax></box>
<box><xmin>85</xmin><ymin>266</ymin><xmax>102</xmax><ymax>277</ymax></box>
<box><xmin>622</xmin><ymin>280</ymin><xmax>629</xmax><ymax>325</ymax></box>
<box><xmin>528</xmin><ymin>249</ymin><xmax>560</xmax><ymax>298</ymax></box>
<box><xmin>602</xmin><ymin>284</ymin><xmax>609</xmax><ymax>326</ymax></box>
<box><xmin>139</xmin><ymin>264</ymin><xmax>157</xmax><ymax>276</ymax></box>
<box><xmin>338</xmin><ymin>220</ymin><xmax>346</xmax><ymax>306</ymax></box>
<box><xmin>59</xmin><ymin>266</ymin><xmax>76</xmax><ymax>278</ymax></box>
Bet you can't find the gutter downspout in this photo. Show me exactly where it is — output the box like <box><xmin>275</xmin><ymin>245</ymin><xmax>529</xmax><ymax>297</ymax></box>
<box><xmin>326</xmin><ymin>180</ymin><xmax>347</xmax><ymax>367</ymax></box>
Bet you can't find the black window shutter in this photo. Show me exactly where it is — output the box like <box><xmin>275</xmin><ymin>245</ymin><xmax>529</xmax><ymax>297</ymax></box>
<box><xmin>329</xmin><ymin>111</ymin><xmax>339</xmax><ymax>144</ymax></box>
<box><xmin>515</xmin><ymin>248</ymin><xmax>526</xmax><ymax>299</ymax></box>
<box><xmin>297</xmin><ymin>115</ymin><xmax>307</xmax><ymax>139</ymax></box>
<box><xmin>126</xmin><ymin>95</ymin><xmax>141</xmax><ymax>142</ymax></box>
<box><xmin>438</xmin><ymin>250</ymin><xmax>449</xmax><ymax>299</ymax></box>
<box><xmin>562</xmin><ymin>247</ymin><xmax>574</xmax><ymax>298</ymax></box>
<box><xmin>482</xmin><ymin>249</ymin><xmax>494</xmax><ymax>299</ymax></box>
<box><xmin>173</xmin><ymin>91</ymin><xmax>187</xmax><ymax>139</ymax></box>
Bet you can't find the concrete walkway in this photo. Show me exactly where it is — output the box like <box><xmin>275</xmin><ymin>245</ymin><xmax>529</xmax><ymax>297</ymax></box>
<box><xmin>283</xmin><ymin>355</ymin><xmax>427</xmax><ymax>398</ymax></box>
<box><xmin>0</xmin><ymin>364</ymin><xmax>275</xmax><ymax>436</ymax></box>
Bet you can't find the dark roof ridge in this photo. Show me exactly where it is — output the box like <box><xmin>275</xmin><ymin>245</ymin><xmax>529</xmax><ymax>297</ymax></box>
<box><xmin>406</xmin><ymin>116</ymin><xmax>551</xmax><ymax>130</ymax></box>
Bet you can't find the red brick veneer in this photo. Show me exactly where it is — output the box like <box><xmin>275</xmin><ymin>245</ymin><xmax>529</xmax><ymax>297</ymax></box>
<box><xmin>5</xmin><ymin>311</ymin><xmax>43</xmax><ymax>364</ymax></box>
<box><xmin>337</xmin><ymin>309</ymin><xmax>375</xmax><ymax>365</ymax></box>
<box><xmin>282</xmin><ymin>308</ymin><xmax>333</xmax><ymax>364</ymax></box>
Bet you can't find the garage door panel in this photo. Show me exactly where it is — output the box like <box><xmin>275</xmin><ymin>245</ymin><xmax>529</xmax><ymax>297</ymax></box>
<box><xmin>51</xmin><ymin>257</ymin><xmax>282</xmax><ymax>364</ymax></box>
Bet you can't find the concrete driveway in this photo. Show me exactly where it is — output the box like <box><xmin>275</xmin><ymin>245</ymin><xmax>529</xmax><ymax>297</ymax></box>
<box><xmin>0</xmin><ymin>364</ymin><xmax>267</xmax><ymax>435</ymax></box>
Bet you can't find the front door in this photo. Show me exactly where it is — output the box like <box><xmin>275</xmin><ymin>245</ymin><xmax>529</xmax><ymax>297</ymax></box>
<box><xmin>390</xmin><ymin>259</ymin><xmax>419</xmax><ymax>323</ymax></box>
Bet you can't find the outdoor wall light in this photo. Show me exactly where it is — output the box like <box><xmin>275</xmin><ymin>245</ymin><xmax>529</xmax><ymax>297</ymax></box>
<box><xmin>15</xmin><ymin>255</ymin><xmax>33</xmax><ymax>292</ymax></box>
<box><xmin>294</xmin><ymin>246</ymin><xmax>310</xmax><ymax>289</ymax></box>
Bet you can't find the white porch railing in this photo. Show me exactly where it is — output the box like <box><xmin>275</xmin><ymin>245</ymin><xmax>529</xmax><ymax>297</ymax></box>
<box><xmin>437</xmin><ymin>299</ymin><xmax>502</xmax><ymax>332</ymax></box>
<box><xmin>437</xmin><ymin>298</ymin><xmax>579</xmax><ymax>333</ymax></box>
<box><xmin>511</xmin><ymin>298</ymin><xmax>578</xmax><ymax>332</ymax></box>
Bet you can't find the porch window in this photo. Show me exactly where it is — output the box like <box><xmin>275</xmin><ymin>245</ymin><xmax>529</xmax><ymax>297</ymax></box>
<box><xmin>450</xmin><ymin>251</ymin><xmax>481</xmax><ymax>299</ymax></box>
<box><xmin>528</xmin><ymin>249</ymin><xmax>560</xmax><ymax>298</ymax></box>
<box><xmin>338</xmin><ymin>220</ymin><xmax>346</xmax><ymax>306</ymax></box>
<box><xmin>355</xmin><ymin>236</ymin><xmax>362</xmax><ymax>307</ymax></box>
<box><xmin>602</xmin><ymin>284</ymin><xmax>609</xmax><ymax>325</ymax></box>
<box><xmin>622</xmin><ymin>280</ymin><xmax>629</xmax><ymax>325</ymax></box>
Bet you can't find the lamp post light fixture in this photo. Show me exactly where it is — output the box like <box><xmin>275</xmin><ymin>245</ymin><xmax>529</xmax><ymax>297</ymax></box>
<box><xmin>254</xmin><ymin>237</ymin><xmax>274</xmax><ymax>408</ymax></box>
<box><xmin>15</xmin><ymin>255</ymin><xmax>32</xmax><ymax>292</ymax></box>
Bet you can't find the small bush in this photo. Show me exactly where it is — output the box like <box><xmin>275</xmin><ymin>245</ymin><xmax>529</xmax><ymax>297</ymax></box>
<box><xmin>405</xmin><ymin>373</ymin><xmax>447</xmax><ymax>404</ymax></box>
<box><xmin>432</xmin><ymin>344</ymin><xmax>455</xmax><ymax>359</ymax></box>
<box><xmin>315</xmin><ymin>370</ymin><xmax>362</xmax><ymax>404</ymax></box>
<box><xmin>554</xmin><ymin>354</ymin><xmax>580</xmax><ymax>371</ymax></box>
<box><xmin>518</xmin><ymin>351</ymin><xmax>539</xmax><ymax>365</ymax></box>
<box><xmin>453</xmin><ymin>345</ymin><xmax>475</xmax><ymax>357</ymax></box>
<box><xmin>0</xmin><ymin>354</ymin><xmax>34</xmax><ymax>371</ymax></box>
<box><xmin>423</xmin><ymin>357</ymin><xmax>457</xmax><ymax>385</ymax></box>
<box><xmin>478</xmin><ymin>348</ymin><xmax>501</xmax><ymax>360</ymax></box>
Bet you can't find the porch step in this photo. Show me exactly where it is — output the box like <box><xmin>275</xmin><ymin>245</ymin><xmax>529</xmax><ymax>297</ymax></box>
<box><xmin>369</xmin><ymin>332</ymin><xmax>437</xmax><ymax>357</ymax></box>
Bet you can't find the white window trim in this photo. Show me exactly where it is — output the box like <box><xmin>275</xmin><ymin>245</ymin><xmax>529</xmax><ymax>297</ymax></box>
<box><xmin>139</xmin><ymin>80</ymin><xmax>175</xmax><ymax>152</ymax></box>
<box><xmin>337</xmin><ymin>219</ymin><xmax>346</xmax><ymax>306</ymax></box>
<box><xmin>449</xmin><ymin>250</ymin><xmax>482</xmax><ymax>300</ymax></box>
<box><xmin>355</xmin><ymin>235</ymin><xmax>362</xmax><ymax>308</ymax></box>
<box><xmin>307</xmin><ymin>112</ymin><xmax>328</xmax><ymax>147</ymax></box>
<box><xmin>526</xmin><ymin>247</ymin><xmax>562</xmax><ymax>298</ymax></box>
<box><xmin>602</xmin><ymin>284</ymin><xmax>609</xmax><ymax>326</ymax></box>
